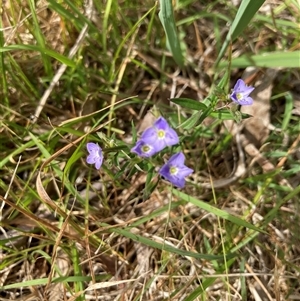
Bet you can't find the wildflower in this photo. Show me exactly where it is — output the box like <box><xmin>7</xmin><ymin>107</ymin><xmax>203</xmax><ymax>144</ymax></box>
<box><xmin>131</xmin><ymin>116</ymin><xmax>179</xmax><ymax>158</ymax></box>
<box><xmin>140</xmin><ymin>117</ymin><xmax>179</xmax><ymax>152</ymax></box>
<box><xmin>86</xmin><ymin>142</ymin><xmax>103</xmax><ymax>170</ymax></box>
<box><xmin>131</xmin><ymin>140</ymin><xmax>158</xmax><ymax>157</ymax></box>
<box><xmin>159</xmin><ymin>152</ymin><xmax>193</xmax><ymax>188</ymax></box>
<box><xmin>230</xmin><ymin>79</ymin><xmax>254</xmax><ymax>105</ymax></box>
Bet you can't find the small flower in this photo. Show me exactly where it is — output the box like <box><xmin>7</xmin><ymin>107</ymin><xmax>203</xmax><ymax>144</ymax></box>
<box><xmin>140</xmin><ymin>117</ymin><xmax>179</xmax><ymax>153</ymax></box>
<box><xmin>131</xmin><ymin>116</ymin><xmax>179</xmax><ymax>158</ymax></box>
<box><xmin>159</xmin><ymin>152</ymin><xmax>193</xmax><ymax>188</ymax></box>
<box><xmin>230</xmin><ymin>79</ymin><xmax>255</xmax><ymax>105</ymax></box>
<box><xmin>131</xmin><ymin>140</ymin><xmax>158</xmax><ymax>158</ymax></box>
<box><xmin>86</xmin><ymin>142</ymin><xmax>103</xmax><ymax>170</ymax></box>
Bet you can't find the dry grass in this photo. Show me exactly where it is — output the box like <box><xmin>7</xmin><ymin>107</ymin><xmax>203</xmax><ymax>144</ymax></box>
<box><xmin>0</xmin><ymin>1</ymin><xmax>300</xmax><ymax>300</ymax></box>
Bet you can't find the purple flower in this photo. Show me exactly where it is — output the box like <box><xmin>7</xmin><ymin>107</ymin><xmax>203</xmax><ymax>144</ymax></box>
<box><xmin>159</xmin><ymin>152</ymin><xmax>193</xmax><ymax>188</ymax></box>
<box><xmin>131</xmin><ymin>117</ymin><xmax>179</xmax><ymax>158</ymax></box>
<box><xmin>86</xmin><ymin>142</ymin><xmax>103</xmax><ymax>170</ymax></box>
<box><xmin>131</xmin><ymin>140</ymin><xmax>158</xmax><ymax>158</ymax></box>
<box><xmin>230</xmin><ymin>79</ymin><xmax>255</xmax><ymax>105</ymax></box>
<box><xmin>142</xmin><ymin>117</ymin><xmax>179</xmax><ymax>150</ymax></box>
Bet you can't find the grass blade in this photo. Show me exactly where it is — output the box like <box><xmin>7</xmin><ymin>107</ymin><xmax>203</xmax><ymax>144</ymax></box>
<box><xmin>216</xmin><ymin>0</ymin><xmax>266</xmax><ymax>65</ymax></box>
<box><xmin>0</xmin><ymin>45</ymin><xmax>76</xmax><ymax>67</ymax></box>
<box><xmin>172</xmin><ymin>189</ymin><xmax>266</xmax><ymax>234</ymax></box>
<box><xmin>218</xmin><ymin>51</ymin><xmax>300</xmax><ymax>68</ymax></box>
<box><xmin>158</xmin><ymin>0</ymin><xmax>184</xmax><ymax>67</ymax></box>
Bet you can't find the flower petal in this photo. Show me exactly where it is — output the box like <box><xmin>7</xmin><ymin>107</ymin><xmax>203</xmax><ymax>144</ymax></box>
<box><xmin>238</xmin><ymin>96</ymin><xmax>253</xmax><ymax>105</ymax></box>
<box><xmin>242</xmin><ymin>86</ymin><xmax>255</xmax><ymax>96</ymax></box>
<box><xmin>154</xmin><ymin>117</ymin><xmax>169</xmax><ymax>130</ymax></box>
<box><xmin>141</xmin><ymin>130</ymin><xmax>166</xmax><ymax>152</ymax></box>
<box><xmin>230</xmin><ymin>79</ymin><xmax>255</xmax><ymax>106</ymax></box>
<box><xmin>168</xmin><ymin>152</ymin><xmax>185</xmax><ymax>166</ymax></box>
<box><xmin>87</xmin><ymin>142</ymin><xmax>99</xmax><ymax>153</ymax></box>
<box><xmin>141</xmin><ymin>127</ymin><xmax>157</xmax><ymax>142</ymax></box>
<box><xmin>179</xmin><ymin>166</ymin><xmax>194</xmax><ymax>177</ymax></box>
<box><xmin>159</xmin><ymin>152</ymin><xmax>193</xmax><ymax>188</ymax></box>
<box><xmin>131</xmin><ymin>140</ymin><xmax>158</xmax><ymax>157</ymax></box>
<box><xmin>234</xmin><ymin>79</ymin><xmax>246</xmax><ymax>92</ymax></box>
<box><xmin>94</xmin><ymin>158</ymin><xmax>103</xmax><ymax>170</ymax></box>
<box><xmin>164</xmin><ymin>128</ymin><xmax>179</xmax><ymax>146</ymax></box>
<box><xmin>86</xmin><ymin>154</ymin><xmax>96</xmax><ymax>164</ymax></box>
<box><xmin>230</xmin><ymin>92</ymin><xmax>239</xmax><ymax>103</ymax></box>
<box><xmin>159</xmin><ymin>164</ymin><xmax>171</xmax><ymax>178</ymax></box>
<box><xmin>86</xmin><ymin>142</ymin><xmax>103</xmax><ymax>169</ymax></box>
<box><xmin>171</xmin><ymin>177</ymin><xmax>185</xmax><ymax>188</ymax></box>
<box><xmin>159</xmin><ymin>165</ymin><xmax>186</xmax><ymax>188</ymax></box>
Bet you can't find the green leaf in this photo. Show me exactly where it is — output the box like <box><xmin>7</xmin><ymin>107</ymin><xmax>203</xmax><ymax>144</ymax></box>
<box><xmin>158</xmin><ymin>0</ymin><xmax>184</xmax><ymax>67</ymax></box>
<box><xmin>0</xmin><ymin>275</ymin><xmax>108</xmax><ymax>290</ymax></box>
<box><xmin>282</xmin><ymin>92</ymin><xmax>294</xmax><ymax>131</ymax></box>
<box><xmin>209</xmin><ymin>109</ymin><xmax>235</xmax><ymax>120</ymax></box>
<box><xmin>216</xmin><ymin>0</ymin><xmax>266</xmax><ymax>66</ymax></box>
<box><xmin>171</xmin><ymin>98</ymin><xmax>207</xmax><ymax>111</ymax></box>
<box><xmin>0</xmin><ymin>45</ymin><xmax>76</xmax><ymax>68</ymax></box>
<box><xmin>210</xmin><ymin>109</ymin><xmax>251</xmax><ymax>120</ymax></box>
<box><xmin>107</xmin><ymin>226</ymin><xmax>234</xmax><ymax>261</ymax></box>
<box><xmin>172</xmin><ymin>189</ymin><xmax>266</xmax><ymax>234</ymax></box>
<box><xmin>222</xmin><ymin>51</ymin><xmax>300</xmax><ymax>68</ymax></box>
<box><xmin>110</xmin><ymin>4</ymin><xmax>156</xmax><ymax>80</ymax></box>
<box><xmin>28</xmin><ymin>0</ymin><xmax>52</xmax><ymax>76</ymax></box>
<box><xmin>198</xmin><ymin>105</ymin><xmax>214</xmax><ymax>124</ymax></box>
<box><xmin>64</xmin><ymin>148</ymin><xmax>84</xmax><ymax>177</ymax></box>
<box><xmin>104</xmin><ymin>145</ymin><xmax>130</xmax><ymax>153</ymax></box>
<box><xmin>179</xmin><ymin>111</ymin><xmax>203</xmax><ymax>130</ymax></box>
<box><xmin>179</xmin><ymin>105</ymin><xmax>216</xmax><ymax>130</ymax></box>
<box><xmin>144</xmin><ymin>165</ymin><xmax>158</xmax><ymax>201</ymax></box>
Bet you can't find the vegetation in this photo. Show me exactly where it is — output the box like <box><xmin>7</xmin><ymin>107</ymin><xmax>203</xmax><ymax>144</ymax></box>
<box><xmin>1</xmin><ymin>0</ymin><xmax>299</xmax><ymax>300</ymax></box>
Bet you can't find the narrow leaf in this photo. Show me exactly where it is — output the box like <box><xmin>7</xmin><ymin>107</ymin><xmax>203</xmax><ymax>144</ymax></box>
<box><xmin>107</xmin><ymin>226</ymin><xmax>234</xmax><ymax>261</ymax></box>
<box><xmin>179</xmin><ymin>111</ymin><xmax>202</xmax><ymax>130</ymax></box>
<box><xmin>171</xmin><ymin>98</ymin><xmax>207</xmax><ymax>111</ymax></box>
<box><xmin>218</xmin><ymin>51</ymin><xmax>300</xmax><ymax>68</ymax></box>
<box><xmin>216</xmin><ymin>0</ymin><xmax>266</xmax><ymax>65</ymax></box>
<box><xmin>172</xmin><ymin>189</ymin><xmax>266</xmax><ymax>234</ymax></box>
<box><xmin>0</xmin><ymin>45</ymin><xmax>76</xmax><ymax>67</ymax></box>
<box><xmin>158</xmin><ymin>0</ymin><xmax>184</xmax><ymax>67</ymax></box>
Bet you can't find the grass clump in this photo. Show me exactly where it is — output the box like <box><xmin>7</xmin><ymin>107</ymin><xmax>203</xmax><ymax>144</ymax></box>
<box><xmin>1</xmin><ymin>0</ymin><xmax>300</xmax><ymax>300</ymax></box>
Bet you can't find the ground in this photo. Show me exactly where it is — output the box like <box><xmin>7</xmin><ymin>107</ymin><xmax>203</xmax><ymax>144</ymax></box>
<box><xmin>0</xmin><ymin>1</ymin><xmax>299</xmax><ymax>300</ymax></box>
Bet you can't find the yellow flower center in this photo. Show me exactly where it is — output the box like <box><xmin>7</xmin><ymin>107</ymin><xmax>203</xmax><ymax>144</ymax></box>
<box><xmin>142</xmin><ymin>145</ymin><xmax>151</xmax><ymax>153</ymax></box>
<box><xmin>157</xmin><ymin>129</ymin><xmax>165</xmax><ymax>139</ymax></box>
<box><xmin>170</xmin><ymin>166</ymin><xmax>178</xmax><ymax>175</ymax></box>
<box><xmin>236</xmin><ymin>92</ymin><xmax>243</xmax><ymax>100</ymax></box>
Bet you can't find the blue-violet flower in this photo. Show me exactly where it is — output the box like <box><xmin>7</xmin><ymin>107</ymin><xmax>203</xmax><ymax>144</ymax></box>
<box><xmin>131</xmin><ymin>116</ymin><xmax>179</xmax><ymax>157</ymax></box>
<box><xmin>159</xmin><ymin>152</ymin><xmax>193</xmax><ymax>188</ymax></box>
<box><xmin>86</xmin><ymin>142</ymin><xmax>103</xmax><ymax>170</ymax></box>
<box><xmin>230</xmin><ymin>79</ymin><xmax>254</xmax><ymax>105</ymax></box>
<box><xmin>131</xmin><ymin>140</ymin><xmax>158</xmax><ymax>158</ymax></box>
<box><xmin>141</xmin><ymin>116</ymin><xmax>179</xmax><ymax>151</ymax></box>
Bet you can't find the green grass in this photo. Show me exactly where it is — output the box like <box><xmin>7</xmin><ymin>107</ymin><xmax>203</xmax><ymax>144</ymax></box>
<box><xmin>0</xmin><ymin>0</ymin><xmax>299</xmax><ymax>300</ymax></box>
